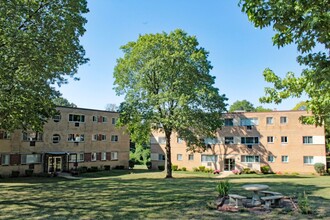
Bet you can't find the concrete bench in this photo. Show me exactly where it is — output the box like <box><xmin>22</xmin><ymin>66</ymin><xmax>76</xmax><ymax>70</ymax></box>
<box><xmin>228</xmin><ymin>194</ymin><xmax>247</xmax><ymax>208</ymax></box>
<box><xmin>260</xmin><ymin>191</ymin><xmax>282</xmax><ymax>196</ymax></box>
<box><xmin>261</xmin><ymin>195</ymin><xmax>283</xmax><ymax>209</ymax></box>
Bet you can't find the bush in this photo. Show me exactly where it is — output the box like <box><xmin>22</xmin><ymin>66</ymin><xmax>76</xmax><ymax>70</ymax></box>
<box><xmin>104</xmin><ymin>165</ymin><xmax>111</xmax><ymax>171</ymax></box>
<box><xmin>192</xmin><ymin>167</ymin><xmax>199</xmax><ymax>172</ymax></box>
<box><xmin>242</xmin><ymin>168</ymin><xmax>251</xmax><ymax>174</ymax></box>
<box><xmin>114</xmin><ymin>165</ymin><xmax>125</xmax><ymax>170</ymax></box>
<box><xmin>216</xmin><ymin>180</ymin><xmax>232</xmax><ymax>197</ymax></box>
<box><xmin>146</xmin><ymin>161</ymin><xmax>152</xmax><ymax>169</ymax></box>
<box><xmin>25</xmin><ymin>169</ymin><xmax>34</xmax><ymax>177</ymax></box>
<box><xmin>205</xmin><ymin>168</ymin><xmax>213</xmax><ymax>173</ymax></box>
<box><xmin>198</xmin><ymin>166</ymin><xmax>206</xmax><ymax>172</ymax></box>
<box><xmin>11</xmin><ymin>171</ymin><xmax>20</xmax><ymax>177</ymax></box>
<box><xmin>298</xmin><ymin>191</ymin><xmax>312</xmax><ymax>214</ymax></box>
<box><xmin>172</xmin><ymin>165</ymin><xmax>178</xmax><ymax>171</ymax></box>
<box><xmin>158</xmin><ymin>165</ymin><xmax>165</xmax><ymax>171</ymax></box>
<box><xmin>314</xmin><ymin>163</ymin><xmax>325</xmax><ymax>175</ymax></box>
<box><xmin>129</xmin><ymin>160</ymin><xmax>135</xmax><ymax>169</ymax></box>
<box><xmin>260</xmin><ymin>165</ymin><xmax>271</xmax><ymax>174</ymax></box>
<box><xmin>78</xmin><ymin>166</ymin><xmax>88</xmax><ymax>173</ymax></box>
<box><xmin>181</xmin><ymin>167</ymin><xmax>187</xmax><ymax>171</ymax></box>
<box><xmin>231</xmin><ymin>169</ymin><xmax>240</xmax><ymax>175</ymax></box>
<box><xmin>91</xmin><ymin>166</ymin><xmax>98</xmax><ymax>172</ymax></box>
<box><xmin>213</xmin><ymin>169</ymin><xmax>220</xmax><ymax>174</ymax></box>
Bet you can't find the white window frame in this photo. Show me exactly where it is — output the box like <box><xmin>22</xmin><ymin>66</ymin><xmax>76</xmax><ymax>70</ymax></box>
<box><xmin>201</xmin><ymin>155</ymin><xmax>218</xmax><ymax>162</ymax></box>
<box><xmin>53</xmin><ymin>114</ymin><xmax>61</xmax><ymax>122</ymax></box>
<box><xmin>267</xmin><ymin>136</ymin><xmax>274</xmax><ymax>143</ymax></box>
<box><xmin>69</xmin><ymin>114</ymin><xmax>85</xmax><ymax>123</ymax></box>
<box><xmin>177</xmin><ymin>154</ymin><xmax>183</xmax><ymax>161</ymax></box>
<box><xmin>1</xmin><ymin>154</ymin><xmax>10</xmax><ymax>165</ymax></box>
<box><xmin>158</xmin><ymin>137</ymin><xmax>166</xmax><ymax>144</ymax></box>
<box><xmin>21</xmin><ymin>154</ymin><xmax>42</xmax><ymax>164</ymax></box>
<box><xmin>68</xmin><ymin>134</ymin><xmax>85</xmax><ymax>142</ymax></box>
<box><xmin>188</xmin><ymin>154</ymin><xmax>194</xmax><ymax>161</ymax></box>
<box><xmin>280</xmin><ymin>116</ymin><xmax>287</xmax><ymax>124</ymax></box>
<box><xmin>224</xmin><ymin>137</ymin><xmax>234</xmax><ymax>144</ymax></box>
<box><xmin>224</xmin><ymin>118</ymin><xmax>234</xmax><ymax>126</ymax></box>
<box><xmin>266</xmin><ymin>117</ymin><xmax>273</xmax><ymax>125</ymax></box>
<box><xmin>111</xmin><ymin>118</ymin><xmax>117</xmax><ymax>125</ymax></box>
<box><xmin>111</xmin><ymin>152</ymin><xmax>118</xmax><ymax>160</ymax></box>
<box><xmin>23</xmin><ymin>131</ymin><xmax>43</xmax><ymax>141</ymax></box>
<box><xmin>241</xmin><ymin>155</ymin><xmax>260</xmax><ymax>163</ymax></box>
<box><xmin>281</xmin><ymin>136</ymin><xmax>288</xmax><ymax>144</ymax></box>
<box><xmin>241</xmin><ymin>137</ymin><xmax>259</xmax><ymax>144</ymax></box>
<box><xmin>281</xmin><ymin>155</ymin><xmax>289</xmax><ymax>163</ymax></box>
<box><xmin>52</xmin><ymin>134</ymin><xmax>61</xmax><ymax>144</ymax></box>
<box><xmin>93</xmin><ymin>134</ymin><xmax>107</xmax><ymax>141</ymax></box>
<box><xmin>240</xmin><ymin>118</ymin><xmax>259</xmax><ymax>126</ymax></box>
<box><xmin>158</xmin><ymin>154</ymin><xmax>165</xmax><ymax>161</ymax></box>
<box><xmin>303</xmin><ymin>156</ymin><xmax>314</xmax><ymax>164</ymax></box>
<box><xmin>177</xmin><ymin>137</ymin><xmax>184</xmax><ymax>144</ymax></box>
<box><xmin>91</xmin><ymin>152</ymin><xmax>97</xmax><ymax>161</ymax></box>
<box><xmin>267</xmin><ymin>155</ymin><xmax>275</xmax><ymax>163</ymax></box>
<box><xmin>111</xmin><ymin>135</ymin><xmax>119</xmax><ymax>142</ymax></box>
<box><xmin>101</xmin><ymin>152</ymin><xmax>107</xmax><ymax>161</ymax></box>
<box><xmin>303</xmin><ymin>136</ymin><xmax>313</xmax><ymax>144</ymax></box>
<box><xmin>0</xmin><ymin>131</ymin><xmax>11</xmax><ymax>140</ymax></box>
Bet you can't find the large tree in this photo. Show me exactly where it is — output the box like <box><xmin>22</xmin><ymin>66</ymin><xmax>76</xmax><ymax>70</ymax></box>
<box><xmin>0</xmin><ymin>0</ymin><xmax>88</xmax><ymax>131</ymax></box>
<box><xmin>114</xmin><ymin>29</ymin><xmax>227</xmax><ymax>178</ymax></box>
<box><xmin>53</xmin><ymin>97</ymin><xmax>77</xmax><ymax>108</ymax></box>
<box><xmin>229</xmin><ymin>100</ymin><xmax>255</xmax><ymax>112</ymax></box>
<box><xmin>239</xmin><ymin>0</ymin><xmax>330</xmax><ymax>126</ymax></box>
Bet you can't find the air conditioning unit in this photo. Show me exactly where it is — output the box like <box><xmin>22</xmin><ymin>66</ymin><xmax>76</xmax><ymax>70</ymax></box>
<box><xmin>207</xmin><ymin>162</ymin><xmax>212</xmax><ymax>167</ymax></box>
<box><xmin>246</xmin><ymin>125</ymin><xmax>253</xmax><ymax>130</ymax></box>
<box><xmin>75</xmin><ymin>122</ymin><xmax>79</xmax><ymax>127</ymax></box>
<box><xmin>246</xmin><ymin>144</ymin><xmax>253</xmax><ymax>149</ymax></box>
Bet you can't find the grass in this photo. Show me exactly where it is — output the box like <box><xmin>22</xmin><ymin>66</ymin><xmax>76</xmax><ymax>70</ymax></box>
<box><xmin>0</xmin><ymin>169</ymin><xmax>329</xmax><ymax>220</ymax></box>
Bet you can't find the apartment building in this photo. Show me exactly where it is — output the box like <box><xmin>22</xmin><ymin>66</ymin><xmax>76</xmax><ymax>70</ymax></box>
<box><xmin>0</xmin><ymin>107</ymin><xmax>130</xmax><ymax>176</ymax></box>
<box><xmin>151</xmin><ymin>111</ymin><xmax>326</xmax><ymax>173</ymax></box>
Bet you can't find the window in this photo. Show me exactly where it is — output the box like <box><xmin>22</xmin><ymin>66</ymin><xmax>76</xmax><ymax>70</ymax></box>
<box><xmin>204</xmin><ymin>138</ymin><xmax>219</xmax><ymax>145</ymax></box>
<box><xmin>68</xmin><ymin>134</ymin><xmax>85</xmax><ymax>142</ymax></box>
<box><xmin>303</xmin><ymin>136</ymin><xmax>313</xmax><ymax>144</ymax></box>
<box><xmin>53</xmin><ymin>114</ymin><xmax>61</xmax><ymax>122</ymax></box>
<box><xmin>266</xmin><ymin>117</ymin><xmax>273</xmax><ymax>125</ymax></box>
<box><xmin>69</xmin><ymin>114</ymin><xmax>85</xmax><ymax>122</ymax></box>
<box><xmin>158</xmin><ymin>154</ymin><xmax>165</xmax><ymax>161</ymax></box>
<box><xmin>1</xmin><ymin>154</ymin><xmax>10</xmax><ymax>165</ymax></box>
<box><xmin>177</xmin><ymin>154</ymin><xmax>183</xmax><ymax>161</ymax></box>
<box><xmin>224</xmin><ymin>118</ymin><xmax>234</xmax><ymax>126</ymax></box>
<box><xmin>201</xmin><ymin>155</ymin><xmax>218</xmax><ymax>162</ymax></box>
<box><xmin>111</xmin><ymin>118</ymin><xmax>117</xmax><ymax>124</ymax></box>
<box><xmin>0</xmin><ymin>131</ymin><xmax>11</xmax><ymax>140</ymax></box>
<box><xmin>91</xmin><ymin>152</ymin><xmax>97</xmax><ymax>161</ymax></box>
<box><xmin>111</xmin><ymin>152</ymin><xmax>118</xmax><ymax>160</ymax></box>
<box><xmin>93</xmin><ymin>134</ymin><xmax>107</xmax><ymax>141</ymax></box>
<box><xmin>303</xmin><ymin>156</ymin><xmax>314</xmax><ymax>164</ymax></box>
<box><xmin>177</xmin><ymin>137</ymin><xmax>184</xmax><ymax>144</ymax></box>
<box><xmin>52</xmin><ymin>134</ymin><xmax>61</xmax><ymax>144</ymax></box>
<box><xmin>281</xmin><ymin>136</ymin><xmax>288</xmax><ymax>143</ymax></box>
<box><xmin>241</xmin><ymin>137</ymin><xmax>259</xmax><ymax>144</ymax></box>
<box><xmin>280</xmin><ymin>116</ymin><xmax>287</xmax><ymax>124</ymax></box>
<box><xmin>93</xmin><ymin>116</ymin><xmax>107</xmax><ymax>123</ymax></box>
<box><xmin>158</xmin><ymin>137</ymin><xmax>166</xmax><ymax>144</ymax></box>
<box><xmin>246</xmin><ymin>125</ymin><xmax>253</xmax><ymax>130</ymax></box>
<box><xmin>101</xmin><ymin>152</ymin><xmax>107</xmax><ymax>161</ymax></box>
<box><xmin>241</xmin><ymin>155</ymin><xmax>260</xmax><ymax>163</ymax></box>
<box><xmin>224</xmin><ymin>137</ymin><xmax>234</xmax><ymax>144</ymax></box>
<box><xmin>240</xmin><ymin>118</ymin><xmax>259</xmax><ymax>126</ymax></box>
<box><xmin>188</xmin><ymin>154</ymin><xmax>194</xmax><ymax>161</ymax></box>
<box><xmin>281</xmin><ymin>155</ymin><xmax>289</xmax><ymax>163</ymax></box>
<box><xmin>268</xmin><ymin>155</ymin><xmax>275</xmax><ymax>163</ymax></box>
<box><xmin>267</xmin><ymin>136</ymin><xmax>274</xmax><ymax>143</ymax></box>
<box><xmin>69</xmin><ymin>153</ymin><xmax>84</xmax><ymax>162</ymax></box>
<box><xmin>111</xmin><ymin>135</ymin><xmax>119</xmax><ymax>142</ymax></box>
<box><xmin>21</xmin><ymin>154</ymin><xmax>42</xmax><ymax>164</ymax></box>
<box><xmin>23</xmin><ymin>132</ymin><xmax>43</xmax><ymax>141</ymax></box>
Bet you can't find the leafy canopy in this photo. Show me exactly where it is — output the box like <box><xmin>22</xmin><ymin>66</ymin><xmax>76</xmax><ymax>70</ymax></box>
<box><xmin>53</xmin><ymin>97</ymin><xmax>77</xmax><ymax>108</ymax></box>
<box><xmin>239</xmin><ymin>0</ymin><xmax>330</xmax><ymax>125</ymax></box>
<box><xmin>114</xmin><ymin>29</ymin><xmax>227</xmax><ymax>177</ymax></box>
<box><xmin>0</xmin><ymin>0</ymin><xmax>88</xmax><ymax>131</ymax></box>
<box><xmin>229</xmin><ymin>100</ymin><xmax>271</xmax><ymax>112</ymax></box>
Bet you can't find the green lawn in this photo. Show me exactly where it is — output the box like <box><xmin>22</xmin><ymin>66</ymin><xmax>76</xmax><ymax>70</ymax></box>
<box><xmin>0</xmin><ymin>169</ymin><xmax>329</xmax><ymax>220</ymax></box>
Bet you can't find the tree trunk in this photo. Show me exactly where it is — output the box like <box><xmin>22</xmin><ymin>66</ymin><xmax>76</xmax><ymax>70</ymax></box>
<box><xmin>165</xmin><ymin>130</ymin><xmax>172</xmax><ymax>178</ymax></box>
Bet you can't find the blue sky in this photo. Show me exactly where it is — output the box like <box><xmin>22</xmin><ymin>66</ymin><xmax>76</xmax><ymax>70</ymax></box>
<box><xmin>59</xmin><ymin>0</ymin><xmax>306</xmax><ymax>111</ymax></box>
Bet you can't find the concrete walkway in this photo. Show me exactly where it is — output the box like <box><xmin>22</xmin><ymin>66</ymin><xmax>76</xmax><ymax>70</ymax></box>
<box><xmin>57</xmin><ymin>172</ymin><xmax>83</xmax><ymax>180</ymax></box>
<box><xmin>215</xmin><ymin>171</ymin><xmax>233</xmax><ymax>178</ymax></box>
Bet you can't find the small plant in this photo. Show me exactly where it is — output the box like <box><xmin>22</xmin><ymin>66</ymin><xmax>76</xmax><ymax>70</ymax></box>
<box><xmin>146</xmin><ymin>161</ymin><xmax>152</xmax><ymax>169</ymax></box>
<box><xmin>314</xmin><ymin>163</ymin><xmax>325</xmax><ymax>175</ymax></box>
<box><xmin>158</xmin><ymin>165</ymin><xmax>165</xmax><ymax>171</ymax></box>
<box><xmin>129</xmin><ymin>160</ymin><xmax>135</xmax><ymax>169</ymax></box>
<box><xmin>192</xmin><ymin>167</ymin><xmax>199</xmax><ymax>172</ymax></box>
<box><xmin>216</xmin><ymin>180</ymin><xmax>232</xmax><ymax>197</ymax></box>
<box><xmin>172</xmin><ymin>165</ymin><xmax>178</xmax><ymax>171</ymax></box>
<box><xmin>213</xmin><ymin>169</ymin><xmax>220</xmax><ymax>174</ymax></box>
<box><xmin>298</xmin><ymin>191</ymin><xmax>312</xmax><ymax>214</ymax></box>
<box><xmin>260</xmin><ymin>165</ymin><xmax>271</xmax><ymax>174</ymax></box>
<box><xmin>25</xmin><ymin>169</ymin><xmax>34</xmax><ymax>177</ymax></box>
<box><xmin>104</xmin><ymin>165</ymin><xmax>111</xmax><ymax>171</ymax></box>
<box><xmin>205</xmin><ymin>168</ymin><xmax>213</xmax><ymax>173</ymax></box>
<box><xmin>11</xmin><ymin>171</ymin><xmax>20</xmax><ymax>178</ymax></box>
<box><xmin>276</xmin><ymin>171</ymin><xmax>282</xmax><ymax>175</ymax></box>
<box><xmin>198</xmin><ymin>166</ymin><xmax>206</xmax><ymax>172</ymax></box>
<box><xmin>291</xmin><ymin>172</ymin><xmax>299</xmax><ymax>176</ymax></box>
<box><xmin>181</xmin><ymin>167</ymin><xmax>187</xmax><ymax>171</ymax></box>
<box><xmin>242</xmin><ymin>168</ymin><xmax>251</xmax><ymax>174</ymax></box>
<box><xmin>231</xmin><ymin>169</ymin><xmax>240</xmax><ymax>175</ymax></box>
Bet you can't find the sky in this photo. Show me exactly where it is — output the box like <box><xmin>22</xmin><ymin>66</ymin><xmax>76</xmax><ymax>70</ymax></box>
<box><xmin>58</xmin><ymin>0</ymin><xmax>306</xmax><ymax>111</ymax></box>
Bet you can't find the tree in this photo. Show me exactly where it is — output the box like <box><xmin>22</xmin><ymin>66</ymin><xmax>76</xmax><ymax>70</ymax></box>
<box><xmin>114</xmin><ymin>29</ymin><xmax>227</xmax><ymax>178</ymax></box>
<box><xmin>0</xmin><ymin>0</ymin><xmax>89</xmax><ymax>131</ymax></box>
<box><xmin>255</xmin><ymin>106</ymin><xmax>272</xmax><ymax>112</ymax></box>
<box><xmin>105</xmin><ymin>103</ymin><xmax>119</xmax><ymax>112</ymax></box>
<box><xmin>292</xmin><ymin>101</ymin><xmax>308</xmax><ymax>111</ymax></box>
<box><xmin>53</xmin><ymin>97</ymin><xmax>77</xmax><ymax>108</ymax></box>
<box><xmin>239</xmin><ymin>0</ymin><xmax>330</xmax><ymax>126</ymax></box>
<box><xmin>229</xmin><ymin>100</ymin><xmax>255</xmax><ymax>112</ymax></box>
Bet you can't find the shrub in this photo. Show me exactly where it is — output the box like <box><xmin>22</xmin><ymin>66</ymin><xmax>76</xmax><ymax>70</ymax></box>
<box><xmin>314</xmin><ymin>163</ymin><xmax>325</xmax><ymax>175</ymax></box>
<box><xmin>91</xmin><ymin>166</ymin><xmax>98</xmax><ymax>172</ymax></box>
<box><xmin>182</xmin><ymin>167</ymin><xmax>187</xmax><ymax>171</ymax></box>
<box><xmin>129</xmin><ymin>160</ymin><xmax>135</xmax><ymax>169</ymax></box>
<box><xmin>78</xmin><ymin>166</ymin><xmax>88</xmax><ymax>173</ymax></box>
<box><xmin>172</xmin><ymin>165</ymin><xmax>178</xmax><ymax>171</ymax></box>
<box><xmin>158</xmin><ymin>165</ymin><xmax>165</xmax><ymax>171</ymax></box>
<box><xmin>242</xmin><ymin>168</ymin><xmax>251</xmax><ymax>174</ymax></box>
<box><xmin>298</xmin><ymin>191</ymin><xmax>312</xmax><ymax>214</ymax></box>
<box><xmin>328</xmin><ymin>168</ymin><xmax>330</xmax><ymax>174</ymax></box>
<box><xmin>114</xmin><ymin>165</ymin><xmax>125</xmax><ymax>170</ymax></box>
<box><xmin>146</xmin><ymin>161</ymin><xmax>152</xmax><ymax>169</ymax></box>
<box><xmin>216</xmin><ymin>180</ymin><xmax>232</xmax><ymax>197</ymax></box>
<box><xmin>260</xmin><ymin>165</ymin><xmax>271</xmax><ymax>174</ymax></box>
<box><xmin>11</xmin><ymin>171</ymin><xmax>20</xmax><ymax>177</ymax></box>
<box><xmin>291</xmin><ymin>172</ymin><xmax>299</xmax><ymax>176</ymax></box>
<box><xmin>192</xmin><ymin>167</ymin><xmax>199</xmax><ymax>172</ymax></box>
<box><xmin>213</xmin><ymin>169</ymin><xmax>220</xmax><ymax>174</ymax></box>
<box><xmin>198</xmin><ymin>166</ymin><xmax>206</xmax><ymax>172</ymax></box>
<box><xmin>25</xmin><ymin>169</ymin><xmax>34</xmax><ymax>177</ymax></box>
<box><xmin>104</xmin><ymin>165</ymin><xmax>111</xmax><ymax>171</ymax></box>
<box><xmin>204</xmin><ymin>168</ymin><xmax>213</xmax><ymax>173</ymax></box>
<box><xmin>231</xmin><ymin>169</ymin><xmax>240</xmax><ymax>175</ymax></box>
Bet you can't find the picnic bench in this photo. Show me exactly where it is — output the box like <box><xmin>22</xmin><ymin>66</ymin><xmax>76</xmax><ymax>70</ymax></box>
<box><xmin>260</xmin><ymin>191</ymin><xmax>282</xmax><ymax>196</ymax></box>
<box><xmin>261</xmin><ymin>195</ymin><xmax>283</xmax><ymax>209</ymax></box>
<box><xmin>228</xmin><ymin>194</ymin><xmax>247</xmax><ymax>208</ymax></box>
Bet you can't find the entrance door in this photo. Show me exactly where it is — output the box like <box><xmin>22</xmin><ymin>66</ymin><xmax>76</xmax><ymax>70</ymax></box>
<box><xmin>48</xmin><ymin>156</ymin><xmax>62</xmax><ymax>172</ymax></box>
<box><xmin>224</xmin><ymin>159</ymin><xmax>235</xmax><ymax>171</ymax></box>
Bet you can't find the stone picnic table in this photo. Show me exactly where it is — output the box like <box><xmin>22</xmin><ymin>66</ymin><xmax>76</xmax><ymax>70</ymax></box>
<box><xmin>241</xmin><ymin>184</ymin><xmax>269</xmax><ymax>206</ymax></box>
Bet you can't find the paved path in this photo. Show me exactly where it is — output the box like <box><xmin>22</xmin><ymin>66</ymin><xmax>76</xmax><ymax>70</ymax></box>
<box><xmin>215</xmin><ymin>171</ymin><xmax>233</xmax><ymax>178</ymax></box>
<box><xmin>57</xmin><ymin>172</ymin><xmax>83</xmax><ymax>180</ymax></box>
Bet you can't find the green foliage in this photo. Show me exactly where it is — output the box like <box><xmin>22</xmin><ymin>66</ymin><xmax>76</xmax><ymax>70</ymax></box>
<box><xmin>292</xmin><ymin>101</ymin><xmax>308</xmax><ymax>111</ymax></box>
<box><xmin>198</xmin><ymin>166</ymin><xmax>206</xmax><ymax>172</ymax></box>
<box><xmin>298</xmin><ymin>191</ymin><xmax>312</xmax><ymax>214</ymax></box>
<box><xmin>255</xmin><ymin>106</ymin><xmax>272</xmax><ymax>112</ymax></box>
<box><xmin>114</xmin><ymin>29</ymin><xmax>227</xmax><ymax>178</ymax></box>
<box><xmin>181</xmin><ymin>167</ymin><xmax>187</xmax><ymax>171</ymax></box>
<box><xmin>53</xmin><ymin>97</ymin><xmax>77</xmax><ymax>107</ymax></box>
<box><xmin>216</xmin><ymin>180</ymin><xmax>232</xmax><ymax>197</ymax></box>
<box><xmin>146</xmin><ymin>161</ymin><xmax>152</xmax><ymax>169</ymax></box>
<box><xmin>314</xmin><ymin>163</ymin><xmax>325</xmax><ymax>175</ymax></box>
<box><xmin>25</xmin><ymin>169</ymin><xmax>34</xmax><ymax>177</ymax></box>
<box><xmin>0</xmin><ymin>0</ymin><xmax>89</xmax><ymax>131</ymax></box>
<box><xmin>241</xmin><ymin>168</ymin><xmax>256</xmax><ymax>174</ymax></box>
<box><xmin>229</xmin><ymin>100</ymin><xmax>255</xmax><ymax>112</ymax></box>
<box><xmin>129</xmin><ymin>160</ymin><xmax>135</xmax><ymax>169</ymax></box>
<box><xmin>172</xmin><ymin>165</ymin><xmax>178</xmax><ymax>171</ymax></box>
<box><xmin>158</xmin><ymin>165</ymin><xmax>165</xmax><ymax>171</ymax></box>
<box><xmin>192</xmin><ymin>167</ymin><xmax>199</xmax><ymax>172</ymax></box>
<box><xmin>240</xmin><ymin>0</ymin><xmax>330</xmax><ymax>125</ymax></box>
<box><xmin>130</xmin><ymin>143</ymin><xmax>150</xmax><ymax>165</ymax></box>
<box><xmin>260</xmin><ymin>165</ymin><xmax>271</xmax><ymax>174</ymax></box>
